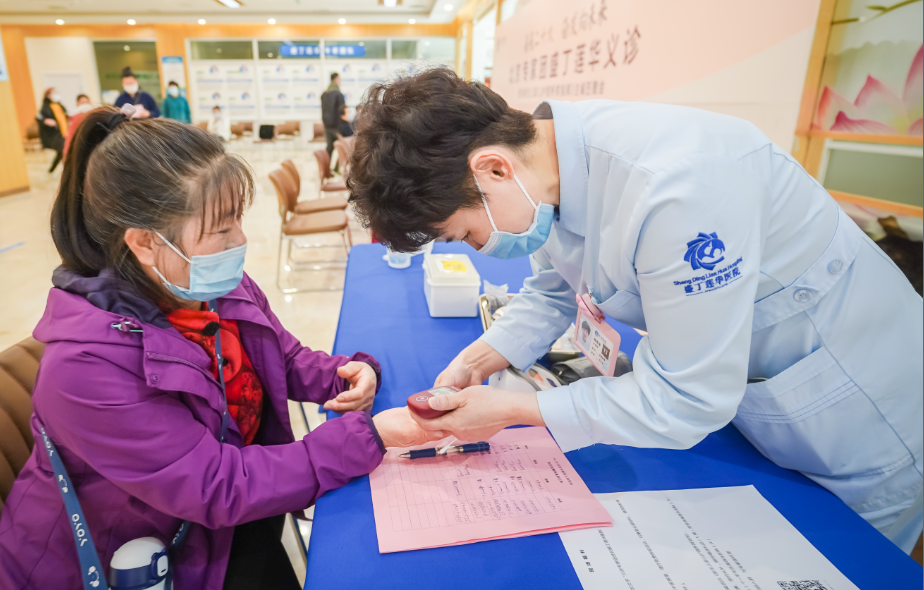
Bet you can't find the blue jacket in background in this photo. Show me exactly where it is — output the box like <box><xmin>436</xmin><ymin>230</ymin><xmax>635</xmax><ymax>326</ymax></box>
<box><xmin>115</xmin><ymin>88</ymin><xmax>161</xmax><ymax>118</ymax></box>
<box><xmin>162</xmin><ymin>95</ymin><xmax>191</xmax><ymax>123</ymax></box>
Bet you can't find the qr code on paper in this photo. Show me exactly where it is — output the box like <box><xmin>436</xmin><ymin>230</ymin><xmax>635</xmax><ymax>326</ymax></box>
<box><xmin>777</xmin><ymin>582</ymin><xmax>830</xmax><ymax>590</ymax></box>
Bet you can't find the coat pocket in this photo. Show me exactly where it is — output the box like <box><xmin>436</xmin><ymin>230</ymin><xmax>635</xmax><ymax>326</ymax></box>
<box><xmin>733</xmin><ymin>346</ymin><xmax>909</xmax><ymax>479</ymax></box>
<box><xmin>593</xmin><ymin>289</ymin><xmax>647</xmax><ymax>332</ymax></box>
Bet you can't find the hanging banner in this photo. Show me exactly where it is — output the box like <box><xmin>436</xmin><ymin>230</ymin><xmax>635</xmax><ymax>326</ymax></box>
<box><xmin>493</xmin><ymin>0</ymin><xmax>821</xmax><ymax>149</ymax></box>
<box><xmin>160</xmin><ymin>56</ymin><xmax>186</xmax><ymax>95</ymax></box>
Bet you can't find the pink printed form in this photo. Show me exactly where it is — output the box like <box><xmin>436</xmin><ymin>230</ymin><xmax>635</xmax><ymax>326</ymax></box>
<box><xmin>369</xmin><ymin>427</ymin><xmax>613</xmax><ymax>553</ymax></box>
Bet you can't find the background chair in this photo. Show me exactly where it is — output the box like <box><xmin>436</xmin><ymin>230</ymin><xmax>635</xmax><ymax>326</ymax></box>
<box><xmin>195</xmin><ymin>121</ymin><xmax>209</xmax><ymax>131</ymax></box>
<box><xmin>242</xmin><ymin>122</ymin><xmax>254</xmax><ymax>136</ymax></box>
<box><xmin>333</xmin><ymin>138</ymin><xmax>354</xmax><ymax>180</ymax></box>
<box><xmin>311</xmin><ymin>123</ymin><xmax>325</xmax><ymax>142</ymax></box>
<box><xmin>22</xmin><ymin>122</ymin><xmax>41</xmax><ymax>153</ymax></box>
<box><xmin>280</xmin><ymin>159</ymin><xmax>348</xmax><ymax>215</ymax></box>
<box><xmin>0</xmin><ymin>337</ymin><xmax>45</xmax><ymax>515</ymax></box>
<box><xmin>270</xmin><ymin>169</ymin><xmax>351</xmax><ymax>293</ymax></box>
<box><xmin>230</xmin><ymin>123</ymin><xmax>245</xmax><ymax>139</ymax></box>
<box><xmin>312</xmin><ymin>150</ymin><xmax>347</xmax><ymax>198</ymax></box>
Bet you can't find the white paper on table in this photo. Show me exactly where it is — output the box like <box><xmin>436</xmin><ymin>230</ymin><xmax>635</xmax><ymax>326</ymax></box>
<box><xmin>559</xmin><ymin>486</ymin><xmax>858</xmax><ymax>590</ymax></box>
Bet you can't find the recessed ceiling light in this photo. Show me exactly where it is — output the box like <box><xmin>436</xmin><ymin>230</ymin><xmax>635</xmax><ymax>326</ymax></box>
<box><xmin>197</xmin><ymin>19</ymin><xmax>206</xmax><ymax>25</ymax></box>
<box><xmin>215</xmin><ymin>0</ymin><xmax>242</xmax><ymax>7</ymax></box>
<box><xmin>55</xmin><ymin>19</ymin><xmax>65</xmax><ymax>25</ymax></box>
<box><xmin>127</xmin><ymin>18</ymin><xmax>136</xmax><ymax>25</ymax></box>
<box><xmin>408</xmin><ymin>18</ymin><xmax>416</xmax><ymax>24</ymax></box>
<box><xmin>338</xmin><ymin>17</ymin><xmax>346</xmax><ymax>24</ymax></box>
<box><xmin>124</xmin><ymin>45</ymin><xmax>131</xmax><ymax>51</ymax></box>
<box><xmin>267</xmin><ymin>18</ymin><xmax>276</xmax><ymax>24</ymax></box>
<box><xmin>444</xmin><ymin>4</ymin><xmax>453</xmax><ymax>10</ymax></box>
<box><xmin>268</xmin><ymin>52</ymin><xmax>274</xmax><ymax>57</ymax></box>
<box><xmin>383</xmin><ymin>0</ymin><xmax>397</xmax><ymax>6</ymax></box>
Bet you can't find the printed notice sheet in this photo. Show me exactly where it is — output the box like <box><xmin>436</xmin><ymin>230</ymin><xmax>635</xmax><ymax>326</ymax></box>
<box><xmin>559</xmin><ymin>486</ymin><xmax>858</xmax><ymax>590</ymax></box>
<box><xmin>369</xmin><ymin>427</ymin><xmax>612</xmax><ymax>553</ymax></box>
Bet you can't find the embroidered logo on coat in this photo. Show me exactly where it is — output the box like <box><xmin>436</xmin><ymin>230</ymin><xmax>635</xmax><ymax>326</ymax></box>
<box><xmin>684</xmin><ymin>232</ymin><xmax>725</xmax><ymax>271</ymax></box>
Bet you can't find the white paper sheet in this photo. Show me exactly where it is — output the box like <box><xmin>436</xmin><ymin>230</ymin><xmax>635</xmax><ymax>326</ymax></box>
<box><xmin>559</xmin><ymin>486</ymin><xmax>858</xmax><ymax>590</ymax></box>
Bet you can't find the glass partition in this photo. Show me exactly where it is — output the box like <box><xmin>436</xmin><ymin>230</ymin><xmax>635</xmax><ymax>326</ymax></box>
<box><xmin>190</xmin><ymin>41</ymin><xmax>254</xmax><ymax>60</ymax></box>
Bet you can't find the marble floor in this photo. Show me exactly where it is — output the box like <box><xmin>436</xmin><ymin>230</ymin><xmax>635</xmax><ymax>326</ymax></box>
<box><xmin>0</xmin><ymin>133</ymin><xmax>369</xmax><ymax>583</ymax></box>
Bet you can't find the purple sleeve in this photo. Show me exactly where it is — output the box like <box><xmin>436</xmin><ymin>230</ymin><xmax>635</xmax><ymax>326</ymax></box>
<box><xmin>36</xmin><ymin>351</ymin><xmax>385</xmax><ymax>529</ymax></box>
<box><xmin>244</xmin><ymin>275</ymin><xmax>382</xmax><ymax>404</ymax></box>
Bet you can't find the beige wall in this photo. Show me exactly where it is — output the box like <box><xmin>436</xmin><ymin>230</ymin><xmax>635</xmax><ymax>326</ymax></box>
<box><xmin>24</xmin><ymin>37</ymin><xmax>102</xmax><ymax>112</ymax></box>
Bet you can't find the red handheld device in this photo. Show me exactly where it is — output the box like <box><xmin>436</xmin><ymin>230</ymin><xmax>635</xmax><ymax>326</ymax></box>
<box><xmin>407</xmin><ymin>386</ymin><xmax>460</xmax><ymax>419</ymax></box>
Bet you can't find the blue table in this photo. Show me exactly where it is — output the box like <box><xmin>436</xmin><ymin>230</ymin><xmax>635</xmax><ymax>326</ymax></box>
<box><xmin>305</xmin><ymin>243</ymin><xmax>921</xmax><ymax>589</ymax></box>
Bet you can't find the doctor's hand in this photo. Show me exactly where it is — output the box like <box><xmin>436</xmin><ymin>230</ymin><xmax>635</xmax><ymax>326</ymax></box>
<box><xmin>324</xmin><ymin>362</ymin><xmax>377</xmax><ymax>413</ymax></box>
<box><xmin>373</xmin><ymin>407</ymin><xmax>448</xmax><ymax>448</ymax></box>
<box><xmin>434</xmin><ymin>340</ymin><xmax>510</xmax><ymax>389</ymax></box>
<box><xmin>409</xmin><ymin>386</ymin><xmax>546</xmax><ymax>443</ymax></box>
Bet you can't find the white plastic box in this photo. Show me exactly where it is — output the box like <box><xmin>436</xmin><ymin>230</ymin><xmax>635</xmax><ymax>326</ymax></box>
<box><xmin>423</xmin><ymin>253</ymin><xmax>481</xmax><ymax>317</ymax></box>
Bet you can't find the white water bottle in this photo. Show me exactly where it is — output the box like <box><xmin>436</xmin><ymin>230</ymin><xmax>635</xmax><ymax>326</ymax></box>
<box><xmin>110</xmin><ymin>537</ymin><xmax>168</xmax><ymax>590</ymax></box>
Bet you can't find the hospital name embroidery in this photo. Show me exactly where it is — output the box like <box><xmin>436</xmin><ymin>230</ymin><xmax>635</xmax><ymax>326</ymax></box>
<box><xmin>674</xmin><ymin>257</ymin><xmax>744</xmax><ymax>296</ymax></box>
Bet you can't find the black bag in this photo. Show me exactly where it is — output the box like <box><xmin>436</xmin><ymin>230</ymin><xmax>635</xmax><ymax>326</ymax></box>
<box><xmin>258</xmin><ymin>124</ymin><xmax>275</xmax><ymax>140</ymax></box>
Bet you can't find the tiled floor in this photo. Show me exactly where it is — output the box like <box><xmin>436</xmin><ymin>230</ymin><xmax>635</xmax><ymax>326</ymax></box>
<box><xmin>0</xmin><ymin>133</ymin><xmax>369</xmax><ymax>583</ymax></box>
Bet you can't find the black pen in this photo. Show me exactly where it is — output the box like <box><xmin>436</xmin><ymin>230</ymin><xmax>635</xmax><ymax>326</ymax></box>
<box><xmin>399</xmin><ymin>442</ymin><xmax>491</xmax><ymax>459</ymax></box>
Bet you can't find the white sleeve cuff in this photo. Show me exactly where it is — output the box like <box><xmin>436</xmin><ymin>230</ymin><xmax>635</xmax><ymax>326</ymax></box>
<box><xmin>479</xmin><ymin>324</ymin><xmax>545</xmax><ymax>372</ymax></box>
<box><xmin>537</xmin><ymin>388</ymin><xmax>595</xmax><ymax>452</ymax></box>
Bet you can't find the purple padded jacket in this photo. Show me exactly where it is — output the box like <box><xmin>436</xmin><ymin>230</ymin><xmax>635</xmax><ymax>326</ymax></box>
<box><xmin>0</xmin><ymin>267</ymin><xmax>385</xmax><ymax>589</ymax></box>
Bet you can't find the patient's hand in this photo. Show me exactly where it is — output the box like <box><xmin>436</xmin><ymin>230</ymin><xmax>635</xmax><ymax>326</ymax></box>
<box><xmin>324</xmin><ymin>362</ymin><xmax>377</xmax><ymax>413</ymax></box>
<box><xmin>373</xmin><ymin>407</ymin><xmax>447</xmax><ymax>448</ymax></box>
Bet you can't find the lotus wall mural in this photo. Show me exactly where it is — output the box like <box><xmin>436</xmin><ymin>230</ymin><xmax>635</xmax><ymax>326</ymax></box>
<box><xmin>814</xmin><ymin>44</ymin><xmax>922</xmax><ymax>135</ymax></box>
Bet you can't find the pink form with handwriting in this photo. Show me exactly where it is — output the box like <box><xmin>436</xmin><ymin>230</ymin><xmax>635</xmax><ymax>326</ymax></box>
<box><xmin>370</xmin><ymin>426</ymin><xmax>612</xmax><ymax>553</ymax></box>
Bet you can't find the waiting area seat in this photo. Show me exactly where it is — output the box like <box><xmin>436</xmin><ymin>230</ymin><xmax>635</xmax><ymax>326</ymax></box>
<box><xmin>0</xmin><ymin>338</ymin><xmax>45</xmax><ymax>514</ymax></box>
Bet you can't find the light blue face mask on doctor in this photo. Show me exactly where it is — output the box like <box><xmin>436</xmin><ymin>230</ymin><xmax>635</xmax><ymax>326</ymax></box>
<box><xmin>151</xmin><ymin>231</ymin><xmax>247</xmax><ymax>301</ymax></box>
<box><xmin>473</xmin><ymin>173</ymin><xmax>555</xmax><ymax>259</ymax></box>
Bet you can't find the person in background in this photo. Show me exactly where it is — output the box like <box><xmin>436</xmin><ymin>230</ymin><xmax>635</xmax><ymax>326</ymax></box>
<box><xmin>338</xmin><ymin>104</ymin><xmax>354</xmax><ymax>139</ymax></box>
<box><xmin>209</xmin><ymin>105</ymin><xmax>231</xmax><ymax>141</ymax></box>
<box><xmin>36</xmin><ymin>87</ymin><xmax>67</xmax><ymax>173</ymax></box>
<box><xmin>115</xmin><ymin>67</ymin><xmax>160</xmax><ymax>119</ymax></box>
<box><xmin>162</xmin><ymin>80</ymin><xmax>191</xmax><ymax>124</ymax></box>
<box><xmin>321</xmin><ymin>72</ymin><xmax>345</xmax><ymax>159</ymax></box>
<box><xmin>0</xmin><ymin>106</ymin><xmax>443</xmax><ymax>589</ymax></box>
<box><xmin>64</xmin><ymin>94</ymin><xmax>95</xmax><ymax>155</ymax></box>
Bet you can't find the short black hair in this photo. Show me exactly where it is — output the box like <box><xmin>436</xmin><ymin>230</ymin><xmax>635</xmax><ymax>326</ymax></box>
<box><xmin>76</xmin><ymin>94</ymin><xmax>90</xmax><ymax>102</ymax></box>
<box><xmin>338</xmin><ymin>104</ymin><xmax>347</xmax><ymax>117</ymax></box>
<box><xmin>121</xmin><ymin>67</ymin><xmax>135</xmax><ymax>79</ymax></box>
<box><xmin>581</xmin><ymin>321</ymin><xmax>591</xmax><ymax>334</ymax></box>
<box><xmin>348</xmin><ymin>67</ymin><xmax>536</xmax><ymax>252</ymax></box>
<box><xmin>330</xmin><ymin>72</ymin><xmax>340</xmax><ymax>81</ymax></box>
<box><xmin>168</xmin><ymin>80</ymin><xmax>179</xmax><ymax>87</ymax></box>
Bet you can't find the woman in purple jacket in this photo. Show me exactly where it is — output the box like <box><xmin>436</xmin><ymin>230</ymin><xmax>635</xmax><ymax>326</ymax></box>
<box><xmin>0</xmin><ymin>106</ymin><xmax>444</xmax><ymax>589</ymax></box>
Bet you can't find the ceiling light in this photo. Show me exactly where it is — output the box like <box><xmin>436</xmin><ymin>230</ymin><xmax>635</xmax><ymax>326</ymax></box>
<box><xmin>268</xmin><ymin>18</ymin><xmax>276</xmax><ymax>24</ymax></box>
<box><xmin>55</xmin><ymin>19</ymin><xmax>65</xmax><ymax>25</ymax></box>
<box><xmin>338</xmin><ymin>18</ymin><xmax>346</xmax><ymax>24</ymax></box>
<box><xmin>124</xmin><ymin>45</ymin><xmax>131</xmax><ymax>51</ymax></box>
<box><xmin>215</xmin><ymin>0</ymin><xmax>242</xmax><ymax>7</ymax></box>
<box><xmin>408</xmin><ymin>18</ymin><xmax>416</xmax><ymax>24</ymax></box>
<box><xmin>197</xmin><ymin>19</ymin><xmax>206</xmax><ymax>25</ymax></box>
<box><xmin>383</xmin><ymin>0</ymin><xmax>397</xmax><ymax>6</ymax></box>
<box><xmin>127</xmin><ymin>18</ymin><xmax>136</xmax><ymax>25</ymax></box>
<box><xmin>444</xmin><ymin>4</ymin><xmax>453</xmax><ymax>10</ymax></box>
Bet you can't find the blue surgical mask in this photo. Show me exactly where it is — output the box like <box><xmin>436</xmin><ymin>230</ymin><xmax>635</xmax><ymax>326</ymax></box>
<box><xmin>474</xmin><ymin>174</ymin><xmax>554</xmax><ymax>259</ymax></box>
<box><xmin>151</xmin><ymin>232</ymin><xmax>247</xmax><ymax>301</ymax></box>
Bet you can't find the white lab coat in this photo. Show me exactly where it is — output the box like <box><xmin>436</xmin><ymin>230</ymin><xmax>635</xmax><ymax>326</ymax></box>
<box><xmin>481</xmin><ymin>100</ymin><xmax>923</xmax><ymax>551</ymax></box>
<box><xmin>209</xmin><ymin>114</ymin><xmax>231</xmax><ymax>141</ymax></box>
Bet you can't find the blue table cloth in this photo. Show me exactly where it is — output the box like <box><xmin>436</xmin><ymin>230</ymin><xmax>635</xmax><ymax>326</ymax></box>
<box><xmin>305</xmin><ymin>243</ymin><xmax>921</xmax><ymax>589</ymax></box>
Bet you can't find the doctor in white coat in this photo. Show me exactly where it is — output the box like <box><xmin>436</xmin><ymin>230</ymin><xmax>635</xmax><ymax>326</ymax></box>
<box><xmin>347</xmin><ymin>68</ymin><xmax>923</xmax><ymax>553</ymax></box>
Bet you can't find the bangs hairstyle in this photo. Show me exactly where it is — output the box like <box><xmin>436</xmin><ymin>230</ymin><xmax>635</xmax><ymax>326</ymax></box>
<box><xmin>52</xmin><ymin>106</ymin><xmax>254</xmax><ymax>310</ymax></box>
<box><xmin>347</xmin><ymin>67</ymin><xmax>536</xmax><ymax>252</ymax></box>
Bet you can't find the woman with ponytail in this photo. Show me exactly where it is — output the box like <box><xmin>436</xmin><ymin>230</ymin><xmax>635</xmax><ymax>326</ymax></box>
<box><xmin>0</xmin><ymin>105</ymin><xmax>443</xmax><ymax>589</ymax></box>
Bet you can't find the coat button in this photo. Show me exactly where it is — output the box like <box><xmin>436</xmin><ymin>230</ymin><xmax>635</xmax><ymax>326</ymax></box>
<box><xmin>828</xmin><ymin>260</ymin><xmax>843</xmax><ymax>274</ymax></box>
<box><xmin>151</xmin><ymin>374</ymin><xmax>159</xmax><ymax>383</ymax></box>
<box><xmin>793</xmin><ymin>289</ymin><xmax>813</xmax><ymax>303</ymax></box>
